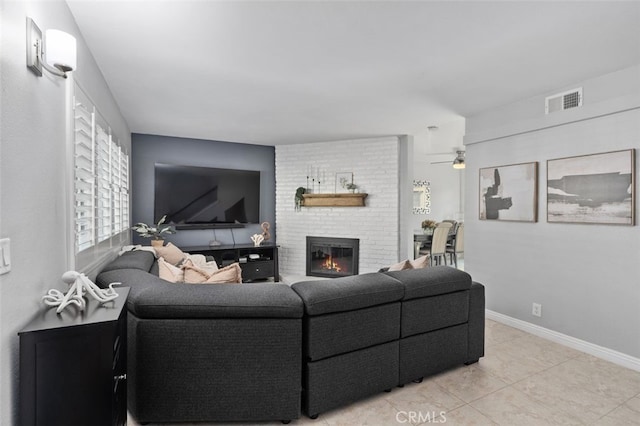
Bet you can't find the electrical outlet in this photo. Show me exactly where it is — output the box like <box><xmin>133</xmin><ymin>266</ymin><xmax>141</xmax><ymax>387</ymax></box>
<box><xmin>532</xmin><ymin>303</ymin><xmax>542</xmax><ymax>317</ymax></box>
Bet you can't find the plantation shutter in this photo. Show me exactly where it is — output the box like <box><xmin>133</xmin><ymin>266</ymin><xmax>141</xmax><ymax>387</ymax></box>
<box><xmin>111</xmin><ymin>135</ymin><xmax>122</xmax><ymax>234</ymax></box>
<box><xmin>95</xmin><ymin>116</ymin><xmax>112</xmax><ymax>243</ymax></box>
<box><xmin>73</xmin><ymin>91</ymin><xmax>95</xmax><ymax>252</ymax></box>
<box><xmin>120</xmin><ymin>151</ymin><xmax>130</xmax><ymax>231</ymax></box>
<box><xmin>72</xmin><ymin>82</ymin><xmax>130</xmax><ymax>256</ymax></box>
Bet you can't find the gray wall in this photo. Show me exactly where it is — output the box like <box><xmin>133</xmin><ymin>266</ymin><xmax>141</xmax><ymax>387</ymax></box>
<box><xmin>464</xmin><ymin>65</ymin><xmax>640</xmax><ymax>359</ymax></box>
<box><xmin>0</xmin><ymin>1</ymin><xmax>131</xmax><ymax>424</ymax></box>
<box><xmin>131</xmin><ymin>134</ymin><xmax>276</xmax><ymax>247</ymax></box>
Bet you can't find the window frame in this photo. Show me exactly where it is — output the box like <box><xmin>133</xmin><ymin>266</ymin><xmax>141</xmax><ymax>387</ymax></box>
<box><xmin>70</xmin><ymin>81</ymin><xmax>130</xmax><ymax>273</ymax></box>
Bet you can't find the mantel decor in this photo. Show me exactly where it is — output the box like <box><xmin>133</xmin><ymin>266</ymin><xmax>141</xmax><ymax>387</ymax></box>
<box><xmin>301</xmin><ymin>193</ymin><xmax>368</xmax><ymax>207</ymax></box>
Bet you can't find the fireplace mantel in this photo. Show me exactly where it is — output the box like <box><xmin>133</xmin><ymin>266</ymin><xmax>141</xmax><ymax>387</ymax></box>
<box><xmin>301</xmin><ymin>193</ymin><xmax>368</xmax><ymax>207</ymax></box>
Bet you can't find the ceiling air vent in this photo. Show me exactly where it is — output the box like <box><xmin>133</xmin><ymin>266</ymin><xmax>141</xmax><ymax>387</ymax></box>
<box><xmin>545</xmin><ymin>88</ymin><xmax>582</xmax><ymax>114</ymax></box>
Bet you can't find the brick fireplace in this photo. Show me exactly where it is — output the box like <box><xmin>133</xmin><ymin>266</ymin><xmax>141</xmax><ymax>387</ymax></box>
<box><xmin>306</xmin><ymin>236</ymin><xmax>359</xmax><ymax>278</ymax></box>
<box><xmin>275</xmin><ymin>136</ymin><xmax>402</xmax><ymax>276</ymax></box>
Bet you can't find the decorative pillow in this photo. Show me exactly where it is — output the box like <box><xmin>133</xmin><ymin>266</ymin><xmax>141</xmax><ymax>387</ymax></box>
<box><xmin>182</xmin><ymin>259</ymin><xmax>207</xmax><ymax>283</ymax></box>
<box><xmin>183</xmin><ymin>260</ymin><xmax>242</xmax><ymax>284</ymax></box>
<box><xmin>387</xmin><ymin>259</ymin><xmax>414</xmax><ymax>271</ymax></box>
<box><xmin>187</xmin><ymin>253</ymin><xmax>218</xmax><ymax>272</ymax></box>
<box><xmin>204</xmin><ymin>263</ymin><xmax>243</xmax><ymax>284</ymax></box>
<box><xmin>410</xmin><ymin>255</ymin><xmax>430</xmax><ymax>269</ymax></box>
<box><xmin>158</xmin><ymin>257</ymin><xmax>184</xmax><ymax>283</ymax></box>
<box><xmin>154</xmin><ymin>242</ymin><xmax>186</xmax><ymax>266</ymax></box>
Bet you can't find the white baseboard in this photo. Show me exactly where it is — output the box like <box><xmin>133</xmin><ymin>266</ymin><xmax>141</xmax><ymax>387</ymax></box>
<box><xmin>486</xmin><ymin>310</ymin><xmax>640</xmax><ymax>373</ymax></box>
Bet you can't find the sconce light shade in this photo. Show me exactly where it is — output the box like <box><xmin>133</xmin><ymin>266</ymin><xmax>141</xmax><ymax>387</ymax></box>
<box><xmin>26</xmin><ymin>18</ymin><xmax>76</xmax><ymax>78</ymax></box>
<box><xmin>45</xmin><ymin>29</ymin><xmax>76</xmax><ymax>72</ymax></box>
<box><xmin>452</xmin><ymin>151</ymin><xmax>466</xmax><ymax>169</ymax></box>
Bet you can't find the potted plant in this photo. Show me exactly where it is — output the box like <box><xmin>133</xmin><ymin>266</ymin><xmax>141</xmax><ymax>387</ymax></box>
<box><xmin>346</xmin><ymin>182</ymin><xmax>358</xmax><ymax>193</ymax></box>
<box><xmin>421</xmin><ymin>219</ymin><xmax>437</xmax><ymax>235</ymax></box>
<box><xmin>132</xmin><ymin>215</ymin><xmax>176</xmax><ymax>247</ymax></box>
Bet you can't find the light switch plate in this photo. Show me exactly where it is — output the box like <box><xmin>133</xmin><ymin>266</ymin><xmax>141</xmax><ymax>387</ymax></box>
<box><xmin>0</xmin><ymin>238</ymin><xmax>11</xmax><ymax>275</ymax></box>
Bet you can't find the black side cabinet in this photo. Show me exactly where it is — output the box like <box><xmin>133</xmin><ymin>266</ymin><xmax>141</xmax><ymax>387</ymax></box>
<box><xmin>19</xmin><ymin>287</ymin><xmax>129</xmax><ymax>426</ymax></box>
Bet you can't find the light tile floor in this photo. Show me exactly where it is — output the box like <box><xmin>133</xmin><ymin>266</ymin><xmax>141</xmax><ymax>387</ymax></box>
<box><xmin>128</xmin><ymin>319</ymin><xmax>640</xmax><ymax>426</ymax></box>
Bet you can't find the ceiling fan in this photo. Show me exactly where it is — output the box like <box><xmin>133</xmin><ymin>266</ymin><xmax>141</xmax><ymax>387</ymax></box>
<box><xmin>430</xmin><ymin>150</ymin><xmax>466</xmax><ymax>169</ymax></box>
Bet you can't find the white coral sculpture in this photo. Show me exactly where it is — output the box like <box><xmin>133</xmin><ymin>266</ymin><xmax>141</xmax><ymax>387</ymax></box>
<box><xmin>42</xmin><ymin>271</ymin><xmax>121</xmax><ymax>314</ymax></box>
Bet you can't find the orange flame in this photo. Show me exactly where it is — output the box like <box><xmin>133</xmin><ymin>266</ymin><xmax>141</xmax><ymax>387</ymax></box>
<box><xmin>322</xmin><ymin>255</ymin><xmax>343</xmax><ymax>272</ymax></box>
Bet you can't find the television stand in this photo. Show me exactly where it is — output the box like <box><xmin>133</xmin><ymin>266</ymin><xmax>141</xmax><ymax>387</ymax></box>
<box><xmin>182</xmin><ymin>243</ymin><xmax>279</xmax><ymax>282</ymax></box>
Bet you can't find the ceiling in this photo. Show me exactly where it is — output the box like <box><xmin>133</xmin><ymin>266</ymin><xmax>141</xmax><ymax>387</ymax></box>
<box><xmin>66</xmin><ymin>1</ymin><xmax>640</xmax><ymax>146</ymax></box>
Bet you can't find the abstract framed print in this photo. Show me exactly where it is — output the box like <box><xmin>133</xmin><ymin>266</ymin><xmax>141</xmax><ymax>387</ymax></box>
<box><xmin>479</xmin><ymin>162</ymin><xmax>538</xmax><ymax>222</ymax></box>
<box><xmin>547</xmin><ymin>149</ymin><xmax>635</xmax><ymax>225</ymax></box>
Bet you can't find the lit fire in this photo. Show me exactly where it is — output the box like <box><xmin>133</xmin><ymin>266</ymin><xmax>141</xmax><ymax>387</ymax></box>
<box><xmin>322</xmin><ymin>255</ymin><xmax>343</xmax><ymax>272</ymax></box>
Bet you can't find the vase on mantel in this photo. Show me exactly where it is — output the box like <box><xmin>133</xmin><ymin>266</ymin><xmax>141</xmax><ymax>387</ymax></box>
<box><xmin>423</xmin><ymin>228</ymin><xmax>434</xmax><ymax>236</ymax></box>
<box><xmin>151</xmin><ymin>239</ymin><xmax>164</xmax><ymax>248</ymax></box>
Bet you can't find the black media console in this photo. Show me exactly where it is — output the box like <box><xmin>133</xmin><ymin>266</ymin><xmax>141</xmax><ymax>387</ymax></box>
<box><xmin>183</xmin><ymin>243</ymin><xmax>279</xmax><ymax>282</ymax></box>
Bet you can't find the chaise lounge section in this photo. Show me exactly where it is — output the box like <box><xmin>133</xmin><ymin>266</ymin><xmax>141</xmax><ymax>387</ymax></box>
<box><xmin>97</xmin><ymin>251</ymin><xmax>303</xmax><ymax>424</ymax></box>
<box><xmin>96</xmin><ymin>250</ymin><xmax>484</xmax><ymax>423</ymax></box>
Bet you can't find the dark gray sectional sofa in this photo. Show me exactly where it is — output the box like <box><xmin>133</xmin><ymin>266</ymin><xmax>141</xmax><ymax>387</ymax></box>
<box><xmin>96</xmin><ymin>250</ymin><xmax>485</xmax><ymax>424</ymax></box>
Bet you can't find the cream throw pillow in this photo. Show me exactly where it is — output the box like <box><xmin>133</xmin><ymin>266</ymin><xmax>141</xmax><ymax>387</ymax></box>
<box><xmin>410</xmin><ymin>255</ymin><xmax>430</xmax><ymax>269</ymax></box>
<box><xmin>388</xmin><ymin>259</ymin><xmax>414</xmax><ymax>271</ymax></box>
<box><xmin>204</xmin><ymin>263</ymin><xmax>242</xmax><ymax>284</ymax></box>
<box><xmin>158</xmin><ymin>257</ymin><xmax>184</xmax><ymax>283</ymax></box>
<box><xmin>154</xmin><ymin>243</ymin><xmax>186</xmax><ymax>266</ymax></box>
<box><xmin>183</xmin><ymin>260</ymin><xmax>242</xmax><ymax>284</ymax></box>
<box><xmin>187</xmin><ymin>254</ymin><xmax>218</xmax><ymax>272</ymax></box>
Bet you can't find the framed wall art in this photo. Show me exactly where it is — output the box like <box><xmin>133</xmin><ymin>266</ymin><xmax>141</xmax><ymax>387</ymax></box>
<box><xmin>479</xmin><ymin>162</ymin><xmax>538</xmax><ymax>222</ymax></box>
<box><xmin>335</xmin><ymin>172</ymin><xmax>354</xmax><ymax>193</ymax></box>
<box><xmin>547</xmin><ymin>149</ymin><xmax>635</xmax><ymax>225</ymax></box>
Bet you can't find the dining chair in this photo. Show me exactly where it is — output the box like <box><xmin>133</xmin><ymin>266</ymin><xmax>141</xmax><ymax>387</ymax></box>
<box><xmin>428</xmin><ymin>222</ymin><xmax>453</xmax><ymax>266</ymax></box>
<box><xmin>446</xmin><ymin>223</ymin><xmax>464</xmax><ymax>268</ymax></box>
<box><xmin>442</xmin><ymin>219</ymin><xmax>458</xmax><ymax>236</ymax></box>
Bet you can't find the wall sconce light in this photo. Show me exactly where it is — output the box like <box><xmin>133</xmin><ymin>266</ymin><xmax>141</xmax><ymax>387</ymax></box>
<box><xmin>452</xmin><ymin>151</ymin><xmax>466</xmax><ymax>169</ymax></box>
<box><xmin>26</xmin><ymin>17</ymin><xmax>76</xmax><ymax>79</ymax></box>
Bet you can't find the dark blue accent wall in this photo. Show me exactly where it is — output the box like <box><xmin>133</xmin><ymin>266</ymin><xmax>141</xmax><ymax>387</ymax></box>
<box><xmin>131</xmin><ymin>134</ymin><xmax>276</xmax><ymax>247</ymax></box>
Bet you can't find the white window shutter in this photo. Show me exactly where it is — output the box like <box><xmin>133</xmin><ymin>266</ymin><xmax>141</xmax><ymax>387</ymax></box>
<box><xmin>121</xmin><ymin>152</ymin><xmax>130</xmax><ymax>230</ymax></box>
<box><xmin>95</xmin><ymin>121</ymin><xmax>112</xmax><ymax>243</ymax></box>
<box><xmin>73</xmin><ymin>94</ymin><xmax>95</xmax><ymax>253</ymax></box>
<box><xmin>73</xmin><ymin>83</ymin><xmax>130</xmax><ymax>257</ymax></box>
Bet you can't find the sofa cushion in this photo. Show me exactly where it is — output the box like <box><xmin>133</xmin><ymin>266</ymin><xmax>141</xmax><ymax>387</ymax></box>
<box><xmin>384</xmin><ymin>266</ymin><xmax>471</xmax><ymax>300</ymax></box>
<box><xmin>96</xmin><ymin>268</ymin><xmax>162</xmax><ymax>298</ymax></box>
<box><xmin>130</xmin><ymin>282</ymin><xmax>303</xmax><ymax>319</ymax></box>
<box><xmin>97</xmin><ymin>268</ymin><xmax>302</xmax><ymax>318</ymax></box>
<box><xmin>399</xmin><ymin>323</ymin><xmax>468</xmax><ymax>384</ymax></box>
<box><xmin>304</xmin><ymin>340</ymin><xmax>399</xmax><ymax>417</ymax></box>
<box><xmin>305</xmin><ymin>302</ymin><xmax>401</xmax><ymax>361</ymax></box>
<box><xmin>401</xmin><ymin>291</ymin><xmax>469</xmax><ymax>337</ymax></box>
<box><xmin>99</xmin><ymin>250</ymin><xmax>156</xmax><ymax>273</ymax></box>
<box><xmin>291</xmin><ymin>273</ymin><xmax>404</xmax><ymax>316</ymax></box>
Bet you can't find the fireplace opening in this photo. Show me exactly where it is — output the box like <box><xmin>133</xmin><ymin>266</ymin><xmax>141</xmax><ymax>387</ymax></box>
<box><xmin>306</xmin><ymin>236</ymin><xmax>359</xmax><ymax>278</ymax></box>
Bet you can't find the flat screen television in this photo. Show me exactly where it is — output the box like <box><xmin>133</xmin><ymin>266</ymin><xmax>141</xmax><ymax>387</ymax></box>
<box><xmin>154</xmin><ymin>163</ymin><xmax>261</xmax><ymax>228</ymax></box>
